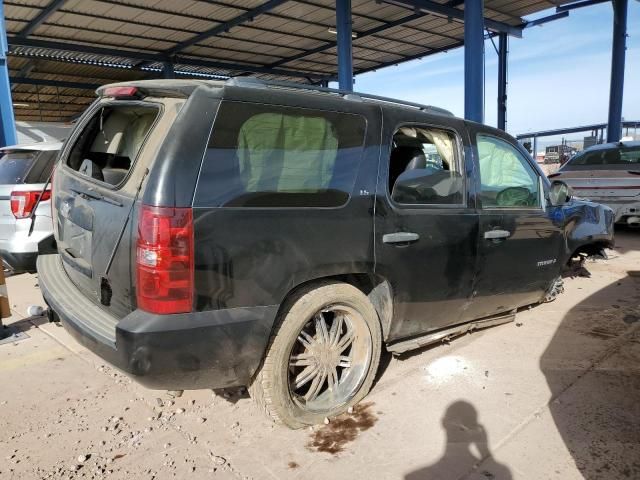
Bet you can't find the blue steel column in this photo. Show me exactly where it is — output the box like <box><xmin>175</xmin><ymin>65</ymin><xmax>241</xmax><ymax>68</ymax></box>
<box><xmin>607</xmin><ymin>0</ymin><xmax>628</xmax><ymax>142</ymax></box>
<box><xmin>336</xmin><ymin>0</ymin><xmax>354</xmax><ymax>91</ymax></box>
<box><xmin>0</xmin><ymin>3</ymin><xmax>17</xmax><ymax>147</ymax></box>
<box><xmin>464</xmin><ymin>0</ymin><xmax>484</xmax><ymax>123</ymax></box>
<box><xmin>497</xmin><ymin>32</ymin><xmax>508</xmax><ymax>131</ymax></box>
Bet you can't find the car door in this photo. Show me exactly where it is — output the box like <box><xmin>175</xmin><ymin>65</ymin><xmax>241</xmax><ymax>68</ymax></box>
<box><xmin>375</xmin><ymin>111</ymin><xmax>479</xmax><ymax>341</ymax></box>
<box><xmin>465</xmin><ymin>125</ymin><xmax>564</xmax><ymax>320</ymax></box>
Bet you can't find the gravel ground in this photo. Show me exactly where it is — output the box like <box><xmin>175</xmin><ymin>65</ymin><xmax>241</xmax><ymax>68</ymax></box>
<box><xmin>1</xmin><ymin>229</ymin><xmax>639</xmax><ymax>480</ymax></box>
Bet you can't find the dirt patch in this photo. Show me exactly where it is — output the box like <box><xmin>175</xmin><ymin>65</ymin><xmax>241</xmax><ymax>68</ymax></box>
<box><xmin>307</xmin><ymin>402</ymin><xmax>377</xmax><ymax>455</ymax></box>
<box><xmin>287</xmin><ymin>461</ymin><xmax>300</xmax><ymax>469</ymax></box>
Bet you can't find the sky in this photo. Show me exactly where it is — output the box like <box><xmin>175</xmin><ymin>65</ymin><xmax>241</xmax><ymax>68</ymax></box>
<box><xmin>345</xmin><ymin>2</ymin><xmax>640</xmax><ymax>143</ymax></box>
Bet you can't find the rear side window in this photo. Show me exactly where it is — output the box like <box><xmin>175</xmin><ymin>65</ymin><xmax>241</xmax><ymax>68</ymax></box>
<box><xmin>195</xmin><ymin>102</ymin><xmax>366</xmax><ymax>208</ymax></box>
<box><xmin>66</xmin><ymin>104</ymin><xmax>159</xmax><ymax>186</ymax></box>
<box><xmin>388</xmin><ymin>126</ymin><xmax>463</xmax><ymax>205</ymax></box>
<box><xmin>566</xmin><ymin>145</ymin><xmax>640</xmax><ymax>167</ymax></box>
<box><xmin>0</xmin><ymin>151</ymin><xmax>37</xmax><ymax>184</ymax></box>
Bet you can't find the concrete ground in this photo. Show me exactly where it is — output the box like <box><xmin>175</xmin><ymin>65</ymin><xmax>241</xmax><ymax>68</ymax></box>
<box><xmin>1</xmin><ymin>231</ymin><xmax>639</xmax><ymax>480</ymax></box>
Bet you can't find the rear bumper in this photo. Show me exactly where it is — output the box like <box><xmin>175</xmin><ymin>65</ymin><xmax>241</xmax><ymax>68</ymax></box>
<box><xmin>37</xmin><ymin>254</ymin><xmax>277</xmax><ymax>390</ymax></box>
<box><xmin>1</xmin><ymin>250</ymin><xmax>38</xmax><ymax>272</ymax></box>
<box><xmin>575</xmin><ymin>197</ymin><xmax>640</xmax><ymax>223</ymax></box>
<box><xmin>0</xmin><ymin>217</ymin><xmax>53</xmax><ymax>272</ymax></box>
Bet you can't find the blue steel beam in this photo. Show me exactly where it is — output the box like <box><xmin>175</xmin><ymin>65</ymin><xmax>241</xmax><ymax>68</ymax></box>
<box><xmin>497</xmin><ymin>32</ymin><xmax>507</xmax><ymax>130</ymax></box>
<box><xmin>516</xmin><ymin>120</ymin><xmax>640</xmax><ymax>140</ymax></box>
<box><xmin>607</xmin><ymin>0</ymin><xmax>628</xmax><ymax>142</ymax></box>
<box><xmin>556</xmin><ymin>0</ymin><xmax>610</xmax><ymax>13</ymax></box>
<box><xmin>268</xmin><ymin>12</ymin><xmax>451</xmax><ymax>69</ymax></box>
<box><xmin>17</xmin><ymin>0</ymin><xmax>66</xmax><ymax>38</ymax></box>
<box><xmin>336</xmin><ymin>0</ymin><xmax>353</xmax><ymax>91</ymax></box>
<box><xmin>165</xmin><ymin>0</ymin><xmax>289</xmax><ymax>55</ymax></box>
<box><xmin>464</xmin><ymin>0</ymin><xmax>484</xmax><ymax>123</ymax></box>
<box><xmin>0</xmin><ymin>3</ymin><xmax>16</xmax><ymax>147</ymax></box>
<box><xmin>524</xmin><ymin>11</ymin><xmax>569</xmax><ymax>28</ymax></box>
<box><xmin>383</xmin><ymin>0</ymin><xmax>523</xmax><ymax>37</ymax></box>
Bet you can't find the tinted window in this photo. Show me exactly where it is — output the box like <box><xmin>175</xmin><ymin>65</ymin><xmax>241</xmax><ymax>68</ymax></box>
<box><xmin>566</xmin><ymin>145</ymin><xmax>640</xmax><ymax>167</ymax></box>
<box><xmin>0</xmin><ymin>151</ymin><xmax>37</xmax><ymax>184</ymax></box>
<box><xmin>67</xmin><ymin>104</ymin><xmax>158</xmax><ymax>186</ymax></box>
<box><xmin>388</xmin><ymin>126</ymin><xmax>463</xmax><ymax>205</ymax></box>
<box><xmin>477</xmin><ymin>135</ymin><xmax>540</xmax><ymax>208</ymax></box>
<box><xmin>25</xmin><ymin>150</ymin><xmax>57</xmax><ymax>183</ymax></box>
<box><xmin>195</xmin><ymin>102</ymin><xmax>366</xmax><ymax>208</ymax></box>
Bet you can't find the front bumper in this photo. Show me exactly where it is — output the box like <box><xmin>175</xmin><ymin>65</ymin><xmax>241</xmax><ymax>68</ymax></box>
<box><xmin>37</xmin><ymin>254</ymin><xmax>278</xmax><ymax>390</ymax></box>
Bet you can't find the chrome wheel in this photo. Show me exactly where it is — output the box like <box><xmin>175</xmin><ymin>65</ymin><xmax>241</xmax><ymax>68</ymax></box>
<box><xmin>288</xmin><ymin>304</ymin><xmax>372</xmax><ymax>412</ymax></box>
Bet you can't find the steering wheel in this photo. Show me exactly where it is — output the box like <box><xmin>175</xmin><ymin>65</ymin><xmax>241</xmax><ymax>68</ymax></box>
<box><xmin>496</xmin><ymin>186</ymin><xmax>532</xmax><ymax>207</ymax></box>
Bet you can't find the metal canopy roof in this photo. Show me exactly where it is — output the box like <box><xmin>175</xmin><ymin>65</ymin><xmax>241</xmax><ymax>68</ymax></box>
<box><xmin>5</xmin><ymin>0</ymin><xmax>568</xmax><ymax>122</ymax></box>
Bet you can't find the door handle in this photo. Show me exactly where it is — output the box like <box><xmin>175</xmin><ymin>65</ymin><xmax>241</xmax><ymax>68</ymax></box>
<box><xmin>484</xmin><ymin>229</ymin><xmax>511</xmax><ymax>240</ymax></box>
<box><xmin>383</xmin><ymin>232</ymin><xmax>420</xmax><ymax>245</ymax></box>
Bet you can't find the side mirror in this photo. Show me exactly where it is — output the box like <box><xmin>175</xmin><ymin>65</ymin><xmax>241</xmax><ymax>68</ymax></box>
<box><xmin>548</xmin><ymin>180</ymin><xmax>572</xmax><ymax>206</ymax></box>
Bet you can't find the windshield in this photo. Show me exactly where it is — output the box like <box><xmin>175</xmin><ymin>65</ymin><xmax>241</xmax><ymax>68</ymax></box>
<box><xmin>563</xmin><ymin>145</ymin><xmax>640</xmax><ymax>170</ymax></box>
<box><xmin>0</xmin><ymin>151</ymin><xmax>38</xmax><ymax>184</ymax></box>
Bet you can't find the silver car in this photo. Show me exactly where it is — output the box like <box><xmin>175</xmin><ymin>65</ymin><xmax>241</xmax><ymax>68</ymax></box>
<box><xmin>0</xmin><ymin>142</ymin><xmax>61</xmax><ymax>273</ymax></box>
<box><xmin>550</xmin><ymin>140</ymin><xmax>640</xmax><ymax>226</ymax></box>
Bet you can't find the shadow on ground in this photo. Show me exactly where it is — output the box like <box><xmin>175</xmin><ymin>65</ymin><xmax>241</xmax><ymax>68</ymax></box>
<box><xmin>541</xmin><ymin>271</ymin><xmax>640</xmax><ymax>479</ymax></box>
<box><xmin>404</xmin><ymin>401</ymin><xmax>512</xmax><ymax>480</ymax></box>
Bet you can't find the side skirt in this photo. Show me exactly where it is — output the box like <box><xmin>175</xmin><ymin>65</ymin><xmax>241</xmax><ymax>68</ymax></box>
<box><xmin>386</xmin><ymin>311</ymin><xmax>516</xmax><ymax>355</ymax></box>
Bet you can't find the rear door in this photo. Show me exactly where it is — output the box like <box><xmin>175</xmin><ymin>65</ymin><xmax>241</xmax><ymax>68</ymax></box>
<box><xmin>374</xmin><ymin>111</ymin><xmax>479</xmax><ymax>341</ymax></box>
<box><xmin>465</xmin><ymin>125</ymin><xmax>564</xmax><ymax>319</ymax></box>
<box><xmin>53</xmin><ymin>99</ymin><xmax>171</xmax><ymax>318</ymax></box>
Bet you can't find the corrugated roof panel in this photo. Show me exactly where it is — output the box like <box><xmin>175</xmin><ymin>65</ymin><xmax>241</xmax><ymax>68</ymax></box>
<box><xmin>5</xmin><ymin>0</ymin><xmax>575</xmax><ymax>121</ymax></box>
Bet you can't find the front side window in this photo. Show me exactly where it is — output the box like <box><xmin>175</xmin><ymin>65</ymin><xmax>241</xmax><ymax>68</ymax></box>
<box><xmin>388</xmin><ymin>126</ymin><xmax>463</xmax><ymax>205</ymax></box>
<box><xmin>66</xmin><ymin>104</ymin><xmax>159</xmax><ymax>186</ymax></box>
<box><xmin>477</xmin><ymin>135</ymin><xmax>540</xmax><ymax>208</ymax></box>
<box><xmin>194</xmin><ymin>102</ymin><xmax>366</xmax><ymax>208</ymax></box>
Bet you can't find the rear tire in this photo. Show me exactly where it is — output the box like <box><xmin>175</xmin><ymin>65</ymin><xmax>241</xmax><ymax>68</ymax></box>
<box><xmin>249</xmin><ymin>281</ymin><xmax>382</xmax><ymax>429</ymax></box>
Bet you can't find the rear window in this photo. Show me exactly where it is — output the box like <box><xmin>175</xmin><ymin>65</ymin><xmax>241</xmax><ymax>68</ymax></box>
<box><xmin>0</xmin><ymin>150</ymin><xmax>56</xmax><ymax>184</ymax></box>
<box><xmin>194</xmin><ymin>102</ymin><xmax>366</xmax><ymax>208</ymax></box>
<box><xmin>565</xmin><ymin>145</ymin><xmax>640</xmax><ymax>169</ymax></box>
<box><xmin>66</xmin><ymin>104</ymin><xmax>159</xmax><ymax>186</ymax></box>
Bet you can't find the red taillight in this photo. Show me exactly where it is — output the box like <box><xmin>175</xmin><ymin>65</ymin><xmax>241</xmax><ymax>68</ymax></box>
<box><xmin>136</xmin><ymin>205</ymin><xmax>194</xmax><ymax>314</ymax></box>
<box><xmin>103</xmin><ymin>86</ymin><xmax>140</xmax><ymax>99</ymax></box>
<box><xmin>10</xmin><ymin>190</ymin><xmax>51</xmax><ymax>219</ymax></box>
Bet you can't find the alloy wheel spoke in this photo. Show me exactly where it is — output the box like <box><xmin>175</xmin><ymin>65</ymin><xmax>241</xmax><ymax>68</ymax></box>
<box><xmin>338</xmin><ymin>355</ymin><xmax>352</xmax><ymax>368</ymax></box>
<box><xmin>327</xmin><ymin>366</ymin><xmax>339</xmax><ymax>391</ymax></box>
<box><xmin>304</xmin><ymin>369</ymin><xmax>327</xmax><ymax>401</ymax></box>
<box><xmin>336</xmin><ymin>324</ymin><xmax>355</xmax><ymax>353</ymax></box>
<box><xmin>315</xmin><ymin>313</ymin><xmax>330</xmax><ymax>344</ymax></box>
<box><xmin>328</xmin><ymin>314</ymin><xmax>344</xmax><ymax>347</ymax></box>
<box><xmin>289</xmin><ymin>353</ymin><xmax>315</xmax><ymax>367</ymax></box>
<box><xmin>294</xmin><ymin>364</ymin><xmax>320</xmax><ymax>390</ymax></box>
<box><xmin>297</xmin><ymin>329</ymin><xmax>316</xmax><ymax>349</ymax></box>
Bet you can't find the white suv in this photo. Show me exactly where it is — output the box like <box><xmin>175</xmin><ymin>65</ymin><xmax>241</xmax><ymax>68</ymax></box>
<box><xmin>0</xmin><ymin>142</ymin><xmax>60</xmax><ymax>273</ymax></box>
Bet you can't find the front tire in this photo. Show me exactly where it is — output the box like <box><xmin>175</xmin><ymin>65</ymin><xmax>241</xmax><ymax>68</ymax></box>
<box><xmin>249</xmin><ymin>281</ymin><xmax>382</xmax><ymax>429</ymax></box>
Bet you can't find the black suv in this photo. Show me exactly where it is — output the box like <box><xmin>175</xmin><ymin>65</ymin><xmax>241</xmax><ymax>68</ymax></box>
<box><xmin>37</xmin><ymin>79</ymin><xmax>614</xmax><ymax>428</ymax></box>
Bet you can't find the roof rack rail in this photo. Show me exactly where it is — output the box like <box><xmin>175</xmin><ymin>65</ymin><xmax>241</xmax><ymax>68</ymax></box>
<box><xmin>224</xmin><ymin>77</ymin><xmax>453</xmax><ymax>117</ymax></box>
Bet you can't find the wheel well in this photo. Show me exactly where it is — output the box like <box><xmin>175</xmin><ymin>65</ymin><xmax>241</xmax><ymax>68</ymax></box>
<box><xmin>279</xmin><ymin>273</ymin><xmax>394</xmax><ymax>341</ymax></box>
<box><xmin>569</xmin><ymin>241</ymin><xmax>610</xmax><ymax>261</ymax></box>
